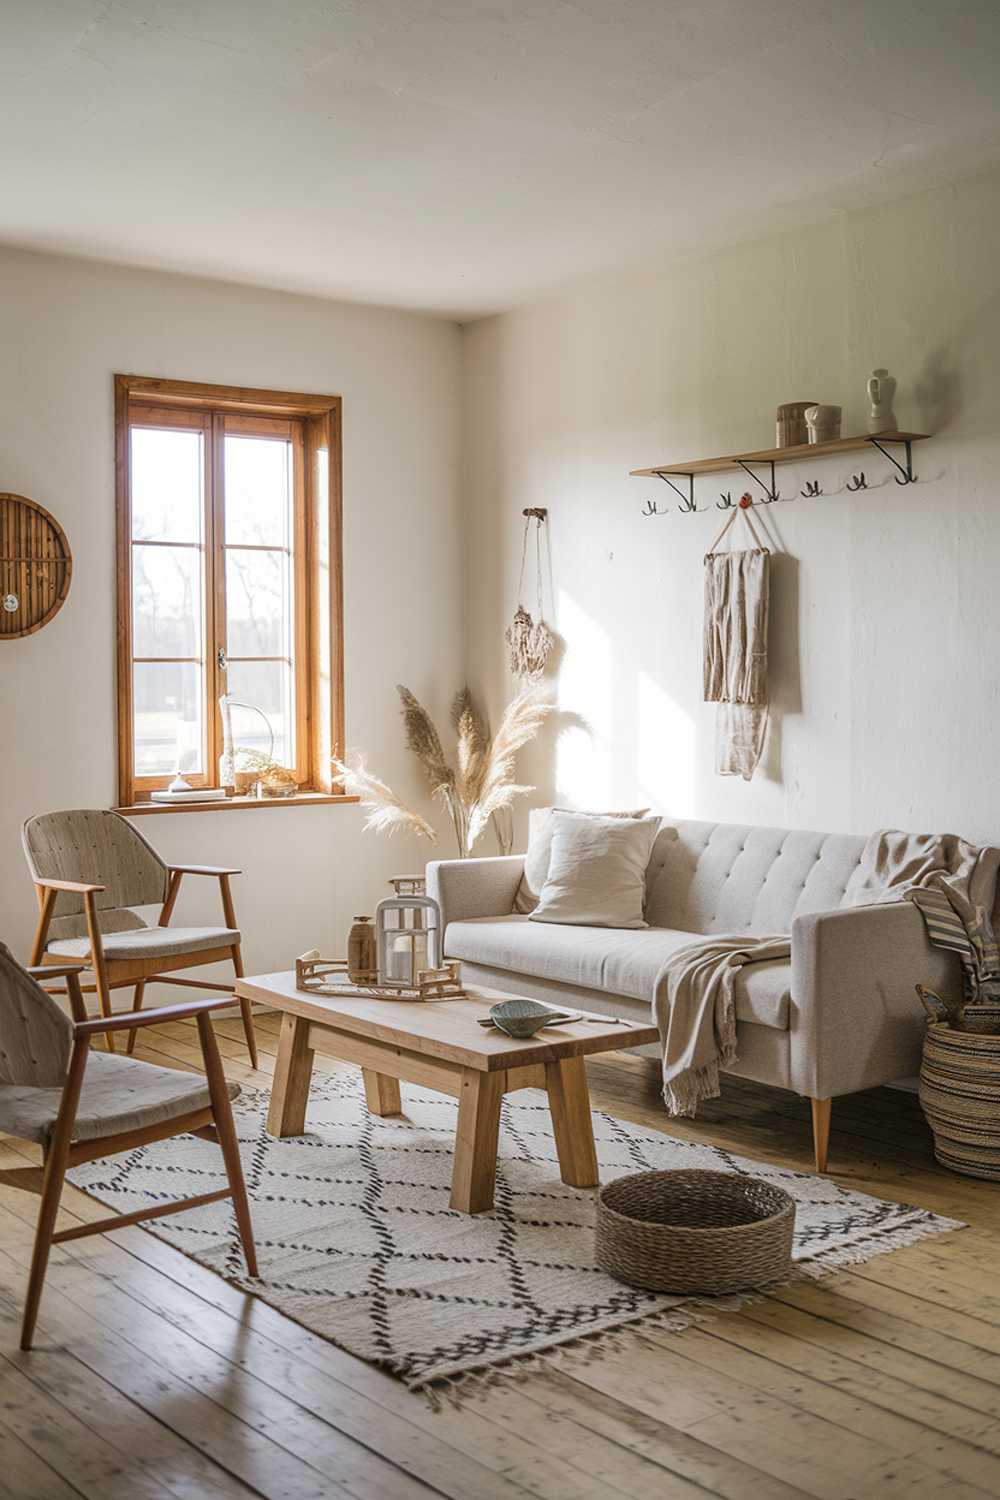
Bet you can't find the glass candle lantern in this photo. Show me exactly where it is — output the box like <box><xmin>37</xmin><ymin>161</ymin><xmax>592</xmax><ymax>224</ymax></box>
<box><xmin>374</xmin><ymin>893</ymin><xmax>441</xmax><ymax>989</ymax></box>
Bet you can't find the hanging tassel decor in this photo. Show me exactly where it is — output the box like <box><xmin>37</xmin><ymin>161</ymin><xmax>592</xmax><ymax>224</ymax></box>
<box><xmin>505</xmin><ymin>507</ymin><xmax>555</xmax><ymax>678</ymax></box>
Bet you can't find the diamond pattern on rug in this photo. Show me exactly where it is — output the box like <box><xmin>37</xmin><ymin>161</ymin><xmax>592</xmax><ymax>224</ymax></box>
<box><xmin>68</xmin><ymin>1072</ymin><xmax>962</xmax><ymax>1389</ymax></box>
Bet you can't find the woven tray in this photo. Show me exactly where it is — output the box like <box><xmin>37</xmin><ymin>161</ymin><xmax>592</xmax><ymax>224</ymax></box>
<box><xmin>596</xmin><ymin>1169</ymin><xmax>795</xmax><ymax>1294</ymax></box>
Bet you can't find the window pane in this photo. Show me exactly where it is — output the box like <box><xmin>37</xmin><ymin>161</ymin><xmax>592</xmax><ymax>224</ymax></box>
<box><xmin>225</xmin><ymin>548</ymin><xmax>291</xmax><ymax>657</ymax></box>
<box><xmin>224</xmin><ymin>435</ymin><xmax>292</xmax><ymax>546</ymax></box>
<box><xmin>131</xmin><ymin>427</ymin><xmax>203</xmax><ymax>543</ymax></box>
<box><xmin>133</xmin><ymin>544</ymin><xmax>203</xmax><ymax>658</ymax></box>
<box><xmin>225</xmin><ymin>660</ymin><xmax>294</xmax><ymax>768</ymax></box>
<box><xmin>133</xmin><ymin>662</ymin><xmax>204</xmax><ymax>775</ymax></box>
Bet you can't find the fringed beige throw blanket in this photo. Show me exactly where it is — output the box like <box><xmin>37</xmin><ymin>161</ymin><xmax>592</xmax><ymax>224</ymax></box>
<box><xmin>655</xmin><ymin>828</ymin><xmax>999</xmax><ymax>1116</ymax></box>
<box><xmin>703</xmin><ymin>547</ymin><xmax>770</xmax><ymax>780</ymax></box>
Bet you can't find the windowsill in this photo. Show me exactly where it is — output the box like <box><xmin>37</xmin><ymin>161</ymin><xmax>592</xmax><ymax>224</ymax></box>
<box><xmin>116</xmin><ymin>792</ymin><xmax>361</xmax><ymax>816</ymax></box>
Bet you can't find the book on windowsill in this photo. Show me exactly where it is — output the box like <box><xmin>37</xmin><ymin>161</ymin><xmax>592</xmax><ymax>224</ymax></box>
<box><xmin>150</xmin><ymin>787</ymin><xmax>228</xmax><ymax>803</ymax></box>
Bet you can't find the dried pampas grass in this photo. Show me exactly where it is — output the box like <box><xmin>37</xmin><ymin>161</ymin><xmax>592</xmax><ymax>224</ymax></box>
<box><xmin>466</xmin><ymin>685</ymin><xmax>551</xmax><ymax>849</ymax></box>
<box><xmin>332</xmin><ymin>758</ymin><xmax>436</xmax><ymax>843</ymax></box>
<box><xmin>336</xmin><ymin>684</ymin><xmax>552</xmax><ymax>858</ymax></box>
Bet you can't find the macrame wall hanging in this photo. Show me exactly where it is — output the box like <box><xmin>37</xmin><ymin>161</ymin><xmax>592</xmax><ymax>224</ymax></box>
<box><xmin>703</xmin><ymin>499</ymin><xmax>771</xmax><ymax>781</ymax></box>
<box><xmin>506</xmin><ymin>506</ymin><xmax>555</xmax><ymax>678</ymax></box>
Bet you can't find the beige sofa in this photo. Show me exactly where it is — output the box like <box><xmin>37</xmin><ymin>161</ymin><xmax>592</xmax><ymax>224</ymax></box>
<box><xmin>428</xmin><ymin>817</ymin><xmax>962</xmax><ymax>1171</ymax></box>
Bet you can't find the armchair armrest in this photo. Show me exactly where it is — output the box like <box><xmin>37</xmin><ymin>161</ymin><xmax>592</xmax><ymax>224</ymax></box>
<box><xmin>27</xmin><ymin>962</ymin><xmax>86</xmax><ymax>981</ymax></box>
<box><xmin>427</xmin><ymin>855</ymin><xmax>526</xmax><ymax>929</ymax></box>
<box><xmin>168</xmin><ymin>864</ymin><xmax>241</xmax><ymax>877</ymax></box>
<box><xmin>35</xmin><ymin>877</ymin><xmax>106</xmax><ymax>894</ymax></box>
<box><xmin>789</xmin><ymin>900</ymin><xmax>962</xmax><ymax>1098</ymax></box>
<box><xmin>74</xmin><ymin>994</ymin><xmax>236</xmax><ymax>1039</ymax></box>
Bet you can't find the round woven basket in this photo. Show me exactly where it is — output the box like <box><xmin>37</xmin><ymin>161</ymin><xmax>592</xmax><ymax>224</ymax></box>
<box><xmin>920</xmin><ymin>1021</ymin><xmax>1000</xmax><ymax>1180</ymax></box>
<box><xmin>596</xmin><ymin>1169</ymin><xmax>795</xmax><ymax>1295</ymax></box>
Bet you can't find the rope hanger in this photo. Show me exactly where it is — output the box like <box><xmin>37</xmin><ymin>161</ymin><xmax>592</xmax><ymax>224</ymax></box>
<box><xmin>707</xmin><ymin>500</ymin><xmax>768</xmax><ymax>555</ymax></box>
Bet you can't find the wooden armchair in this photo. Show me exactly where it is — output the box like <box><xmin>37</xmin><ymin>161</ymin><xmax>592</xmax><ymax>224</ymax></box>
<box><xmin>23</xmin><ymin>808</ymin><xmax>257</xmax><ymax>1065</ymax></box>
<box><xmin>0</xmin><ymin>944</ymin><xmax>257</xmax><ymax>1350</ymax></box>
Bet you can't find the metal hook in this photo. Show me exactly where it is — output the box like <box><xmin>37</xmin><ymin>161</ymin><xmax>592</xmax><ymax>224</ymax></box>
<box><xmin>801</xmin><ymin>480</ymin><xmax>822</xmax><ymax>498</ymax></box>
<box><xmin>717</xmin><ymin>491</ymin><xmax>735</xmax><ymax>510</ymax></box>
<box><xmin>641</xmin><ymin>498</ymin><xmax>665</xmax><ymax>517</ymax></box>
<box><xmin>846</xmin><ymin>472</ymin><xmax>867</xmax><ymax>492</ymax></box>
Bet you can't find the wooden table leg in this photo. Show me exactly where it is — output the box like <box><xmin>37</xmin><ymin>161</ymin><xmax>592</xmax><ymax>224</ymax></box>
<box><xmin>546</xmin><ymin>1056</ymin><xmax>599</xmax><ymax>1188</ymax></box>
<box><xmin>363</xmin><ymin>1068</ymin><xmax>402</xmax><ymax>1117</ymax></box>
<box><xmin>451</xmin><ymin>1068</ymin><xmax>504</xmax><ymax>1213</ymax></box>
<box><xmin>267</xmin><ymin>1013</ymin><xmax>315</xmax><ymax>1136</ymax></box>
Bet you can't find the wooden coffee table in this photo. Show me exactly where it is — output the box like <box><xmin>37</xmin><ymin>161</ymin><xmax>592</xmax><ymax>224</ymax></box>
<box><xmin>235</xmin><ymin>971</ymin><xmax>659</xmax><ymax>1213</ymax></box>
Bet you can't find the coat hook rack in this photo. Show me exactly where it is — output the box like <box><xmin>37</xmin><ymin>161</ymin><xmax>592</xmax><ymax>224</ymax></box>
<box><xmin>631</xmin><ymin>432</ymin><xmax>928</xmax><ymax>516</ymax></box>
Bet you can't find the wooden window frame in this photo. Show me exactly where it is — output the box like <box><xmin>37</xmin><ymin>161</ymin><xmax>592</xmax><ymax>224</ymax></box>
<box><xmin>115</xmin><ymin>374</ymin><xmax>344</xmax><ymax>809</ymax></box>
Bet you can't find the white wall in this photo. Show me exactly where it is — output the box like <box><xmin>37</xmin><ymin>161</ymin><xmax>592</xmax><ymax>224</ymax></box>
<box><xmin>462</xmin><ymin>168</ymin><xmax>1000</xmax><ymax>848</ymax></box>
<box><xmin>1</xmin><ymin>247</ymin><xmax>462</xmax><ymax>969</ymax></box>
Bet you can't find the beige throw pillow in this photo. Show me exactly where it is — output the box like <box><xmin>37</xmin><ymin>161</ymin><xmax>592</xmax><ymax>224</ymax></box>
<box><xmin>529</xmin><ymin>812</ymin><xmax>661</xmax><ymax>929</ymax></box>
<box><xmin>513</xmin><ymin>805</ymin><xmax>651</xmax><ymax>914</ymax></box>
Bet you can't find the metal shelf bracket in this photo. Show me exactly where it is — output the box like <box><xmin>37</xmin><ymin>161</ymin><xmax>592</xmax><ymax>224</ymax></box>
<box><xmin>735</xmin><ymin>458</ymin><xmax>779</xmax><ymax>503</ymax></box>
<box><xmin>867</xmin><ymin>436</ymin><xmax>916</xmax><ymax>485</ymax></box>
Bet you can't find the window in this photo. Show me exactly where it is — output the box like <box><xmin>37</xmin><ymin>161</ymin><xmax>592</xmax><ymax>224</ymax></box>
<box><xmin>115</xmin><ymin>376</ymin><xmax>343</xmax><ymax>808</ymax></box>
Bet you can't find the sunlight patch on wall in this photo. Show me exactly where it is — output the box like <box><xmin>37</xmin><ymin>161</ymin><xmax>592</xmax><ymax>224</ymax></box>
<box><xmin>638</xmin><ymin>669</ymin><xmax>695</xmax><ymax>816</ymax></box>
<box><xmin>554</xmin><ymin>590</ymin><xmax>611</xmax><ymax>806</ymax></box>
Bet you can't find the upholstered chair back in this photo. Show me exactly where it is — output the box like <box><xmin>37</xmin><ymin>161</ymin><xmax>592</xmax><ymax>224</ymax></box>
<box><xmin>0</xmin><ymin>943</ymin><xmax>73</xmax><ymax>1087</ymax></box>
<box><xmin>22</xmin><ymin>809</ymin><xmax>168</xmax><ymax>943</ymax></box>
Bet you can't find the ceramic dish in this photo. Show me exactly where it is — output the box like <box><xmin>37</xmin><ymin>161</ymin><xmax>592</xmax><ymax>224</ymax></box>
<box><xmin>486</xmin><ymin>997</ymin><xmax>582</xmax><ymax>1038</ymax></box>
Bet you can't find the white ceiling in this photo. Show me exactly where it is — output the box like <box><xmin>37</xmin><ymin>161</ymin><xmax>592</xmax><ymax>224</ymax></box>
<box><xmin>3</xmin><ymin>0</ymin><xmax>1000</xmax><ymax>320</ymax></box>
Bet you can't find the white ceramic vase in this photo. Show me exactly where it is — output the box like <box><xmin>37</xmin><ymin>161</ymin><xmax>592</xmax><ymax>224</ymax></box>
<box><xmin>866</xmin><ymin>369</ymin><xmax>897</xmax><ymax>433</ymax></box>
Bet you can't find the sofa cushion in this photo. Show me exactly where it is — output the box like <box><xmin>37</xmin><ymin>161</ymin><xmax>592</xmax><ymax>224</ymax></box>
<box><xmin>444</xmin><ymin>916</ymin><xmax>790</xmax><ymax>1030</ymax></box>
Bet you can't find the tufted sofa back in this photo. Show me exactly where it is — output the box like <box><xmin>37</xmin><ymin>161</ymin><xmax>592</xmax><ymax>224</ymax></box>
<box><xmin>644</xmin><ymin>820</ymin><xmax>869</xmax><ymax>936</ymax></box>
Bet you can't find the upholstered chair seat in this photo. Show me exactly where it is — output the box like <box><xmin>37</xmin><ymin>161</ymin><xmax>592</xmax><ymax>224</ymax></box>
<box><xmin>47</xmin><ymin>925</ymin><xmax>241</xmax><ymax>962</ymax></box>
<box><xmin>0</xmin><ymin>1049</ymin><xmax>240</xmax><ymax>1145</ymax></box>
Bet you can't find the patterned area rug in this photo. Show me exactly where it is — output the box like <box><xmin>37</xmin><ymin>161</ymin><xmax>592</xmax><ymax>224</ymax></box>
<box><xmin>69</xmin><ymin>1072</ymin><xmax>962</xmax><ymax>1391</ymax></box>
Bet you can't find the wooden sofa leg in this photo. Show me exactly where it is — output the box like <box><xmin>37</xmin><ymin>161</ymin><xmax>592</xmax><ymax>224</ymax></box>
<box><xmin>811</xmin><ymin>1097</ymin><xmax>831</xmax><ymax>1173</ymax></box>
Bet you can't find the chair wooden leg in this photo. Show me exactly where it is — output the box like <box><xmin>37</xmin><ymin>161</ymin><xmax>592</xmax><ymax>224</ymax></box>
<box><xmin>84</xmin><ymin>891</ymin><xmax>115</xmax><ymax>1054</ymax></box>
<box><xmin>811</xmin><ymin>1097</ymin><xmax>832</xmax><ymax>1173</ymax></box>
<box><xmin>196</xmin><ymin>1012</ymin><xmax>258</xmax><ymax>1278</ymax></box>
<box><xmin>21</xmin><ymin>1040</ymin><xmax>89</xmax><ymax>1349</ymax></box>
<box><xmin>126</xmin><ymin>980</ymin><xmax>146</xmax><ymax>1055</ymax></box>
<box><xmin>226</xmin><ymin>936</ymin><xmax>257</xmax><ymax>1068</ymax></box>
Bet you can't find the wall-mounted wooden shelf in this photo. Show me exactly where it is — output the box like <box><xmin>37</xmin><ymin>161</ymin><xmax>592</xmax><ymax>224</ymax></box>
<box><xmin>632</xmin><ymin>431</ymin><xmax>929</xmax><ymax>513</ymax></box>
<box><xmin>631</xmin><ymin>431</ymin><xmax>928</xmax><ymax>478</ymax></box>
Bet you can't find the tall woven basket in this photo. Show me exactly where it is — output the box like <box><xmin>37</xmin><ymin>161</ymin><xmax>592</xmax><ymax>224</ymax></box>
<box><xmin>919</xmin><ymin>1020</ymin><xmax>1000</xmax><ymax>1180</ymax></box>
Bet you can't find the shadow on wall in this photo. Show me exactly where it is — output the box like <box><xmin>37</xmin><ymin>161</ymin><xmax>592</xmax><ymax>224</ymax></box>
<box><xmin>759</xmin><ymin>550</ymin><xmax>801</xmax><ymax>785</ymax></box>
<box><xmin>914</xmin><ymin>345</ymin><xmax>962</xmax><ymax>433</ymax></box>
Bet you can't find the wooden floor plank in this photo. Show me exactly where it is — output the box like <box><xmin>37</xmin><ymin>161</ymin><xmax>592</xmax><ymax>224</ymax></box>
<box><xmin>0</xmin><ymin>1417</ymin><xmax>85</xmax><ymax>1500</ymax></box>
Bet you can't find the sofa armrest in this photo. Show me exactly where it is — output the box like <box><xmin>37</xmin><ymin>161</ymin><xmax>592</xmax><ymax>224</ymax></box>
<box><xmin>426</xmin><ymin>855</ymin><xmax>525</xmax><ymax>929</ymax></box>
<box><xmin>789</xmin><ymin>900</ymin><xmax>963</xmax><ymax>1099</ymax></box>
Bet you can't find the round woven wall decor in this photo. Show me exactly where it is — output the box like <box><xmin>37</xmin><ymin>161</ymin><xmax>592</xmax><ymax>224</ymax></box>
<box><xmin>0</xmin><ymin>493</ymin><xmax>72</xmax><ymax>640</ymax></box>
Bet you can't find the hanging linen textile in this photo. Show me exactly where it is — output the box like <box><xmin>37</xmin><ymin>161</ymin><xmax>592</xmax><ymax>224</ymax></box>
<box><xmin>703</xmin><ymin>531</ymin><xmax>770</xmax><ymax>780</ymax></box>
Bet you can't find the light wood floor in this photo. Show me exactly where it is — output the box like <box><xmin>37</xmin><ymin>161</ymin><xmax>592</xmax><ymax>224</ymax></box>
<box><xmin>2</xmin><ymin>1009</ymin><xmax>1000</xmax><ymax>1500</ymax></box>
